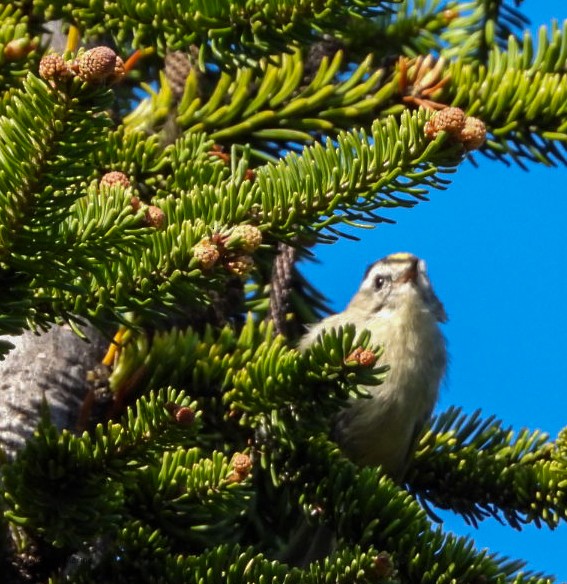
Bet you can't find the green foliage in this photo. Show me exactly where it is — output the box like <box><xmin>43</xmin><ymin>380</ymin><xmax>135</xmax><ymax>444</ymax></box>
<box><xmin>442</xmin><ymin>0</ymin><xmax>529</xmax><ymax>61</ymax></box>
<box><xmin>107</xmin><ymin>318</ymin><xmax>384</xmax><ymax>452</ymax></box>
<box><xmin>446</xmin><ymin>25</ymin><xmax>567</xmax><ymax>166</ymax></box>
<box><xmin>0</xmin><ymin>5</ymin><xmax>40</xmax><ymax>92</ymax></box>
<box><xmin>127</xmin><ymin>24</ymin><xmax>567</xmax><ymax>167</ymax></box>
<box><xmin>0</xmin><ymin>72</ymin><xmax>122</xmax><ymax>346</ymax></box>
<box><xmin>0</xmin><ymin>63</ymin><xmax>462</xmax><ymax>347</ymax></box>
<box><xmin>0</xmin><ymin>0</ymin><xmax>566</xmax><ymax>581</ymax></box>
<box><xmin>2</xmin><ymin>389</ymin><xmax>205</xmax><ymax>547</ymax></box>
<box><xmin>410</xmin><ymin>408</ymin><xmax>564</xmax><ymax>530</ymax></box>
<box><xmin>295</xmin><ymin>436</ymin><xmax>553</xmax><ymax>584</ymax></box>
<box><xmin>128</xmin><ymin>48</ymin><xmax>398</xmax><ymax>148</ymax></box>
<box><xmin>25</xmin><ymin>0</ymin><xmax>398</xmax><ymax>64</ymax></box>
<box><xmin>343</xmin><ymin>0</ymin><xmax>457</xmax><ymax>58</ymax></box>
<box><xmin>1</xmin><ymin>326</ymin><xmax>391</xmax><ymax>579</ymax></box>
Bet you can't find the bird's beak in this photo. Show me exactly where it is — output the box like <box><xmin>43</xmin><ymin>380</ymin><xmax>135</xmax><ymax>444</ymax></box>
<box><xmin>396</xmin><ymin>258</ymin><xmax>419</xmax><ymax>284</ymax></box>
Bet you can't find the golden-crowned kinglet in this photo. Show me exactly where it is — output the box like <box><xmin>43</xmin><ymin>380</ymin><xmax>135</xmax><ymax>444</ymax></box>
<box><xmin>300</xmin><ymin>252</ymin><xmax>447</xmax><ymax>479</ymax></box>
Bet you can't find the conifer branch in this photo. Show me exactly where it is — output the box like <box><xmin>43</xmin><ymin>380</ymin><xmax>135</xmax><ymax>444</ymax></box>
<box><xmin>343</xmin><ymin>0</ymin><xmax>459</xmax><ymax>59</ymax></box>
<box><xmin>409</xmin><ymin>408</ymin><xmax>566</xmax><ymax>531</ymax></box>
<box><xmin>442</xmin><ymin>0</ymin><xmax>529</xmax><ymax>61</ymax></box>
<box><xmin>0</xmin><ymin>6</ymin><xmax>39</xmax><ymax>92</ymax></box>
<box><xmin>295</xmin><ymin>436</ymin><xmax>552</xmax><ymax>584</ymax></box>
<box><xmin>25</xmin><ymin>0</ymin><xmax>397</xmax><ymax>63</ymax></box>
<box><xmin>0</xmin><ymin>72</ymin><xmax>122</xmax><ymax>346</ymax></box>
<box><xmin>1</xmin><ymin>2</ymin><xmax>566</xmax><ymax>581</ymax></box>
<box><xmin>128</xmin><ymin>32</ymin><xmax>567</xmax><ymax>168</ymax></box>
<box><xmin>446</xmin><ymin>26</ymin><xmax>567</xmax><ymax>166</ymax></box>
<box><xmin>125</xmin><ymin>48</ymin><xmax>395</xmax><ymax>148</ymax></box>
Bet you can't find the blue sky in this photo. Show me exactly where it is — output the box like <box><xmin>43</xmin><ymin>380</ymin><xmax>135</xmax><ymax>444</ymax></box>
<box><xmin>301</xmin><ymin>2</ymin><xmax>567</xmax><ymax>580</ymax></box>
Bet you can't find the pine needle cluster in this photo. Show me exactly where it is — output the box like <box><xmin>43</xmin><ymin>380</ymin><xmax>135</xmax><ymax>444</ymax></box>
<box><xmin>0</xmin><ymin>1</ymin><xmax>566</xmax><ymax>581</ymax></box>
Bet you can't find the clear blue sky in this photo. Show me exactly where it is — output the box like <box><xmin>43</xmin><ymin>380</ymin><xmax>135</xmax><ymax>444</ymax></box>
<box><xmin>301</xmin><ymin>3</ymin><xmax>567</xmax><ymax>580</ymax></box>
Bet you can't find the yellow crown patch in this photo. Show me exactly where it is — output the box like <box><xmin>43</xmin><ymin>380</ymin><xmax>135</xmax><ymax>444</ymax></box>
<box><xmin>387</xmin><ymin>252</ymin><xmax>414</xmax><ymax>261</ymax></box>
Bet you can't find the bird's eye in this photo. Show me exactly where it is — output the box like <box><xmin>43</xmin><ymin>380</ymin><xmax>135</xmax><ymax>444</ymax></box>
<box><xmin>374</xmin><ymin>276</ymin><xmax>385</xmax><ymax>290</ymax></box>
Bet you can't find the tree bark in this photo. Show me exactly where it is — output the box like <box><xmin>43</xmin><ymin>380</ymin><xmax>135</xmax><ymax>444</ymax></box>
<box><xmin>0</xmin><ymin>326</ymin><xmax>107</xmax><ymax>458</ymax></box>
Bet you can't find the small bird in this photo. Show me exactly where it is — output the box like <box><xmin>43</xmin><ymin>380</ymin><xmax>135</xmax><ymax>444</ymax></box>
<box><xmin>299</xmin><ymin>252</ymin><xmax>447</xmax><ymax>479</ymax></box>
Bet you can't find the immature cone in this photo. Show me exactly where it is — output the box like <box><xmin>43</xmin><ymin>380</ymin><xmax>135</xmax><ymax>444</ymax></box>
<box><xmin>459</xmin><ymin>116</ymin><xmax>487</xmax><ymax>151</ymax></box>
<box><xmin>373</xmin><ymin>552</ymin><xmax>395</xmax><ymax>579</ymax></box>
<box><xmin>144</xmin><ymin>206</ymin><xmax>166</xmax><ymax>229</ymax></box>
<box><xmin>113</xmin><ymin>56</ymin><xmax>126</xmax><ymax>81</ymax></box>
<box><xmin>346</xmin><ymin>347</ymin><xmax>377</xmax><ymax>367</ymax></box>
<box><xmin>229</xmin><ymin>225</ymin><xmax>262</xmax><ymax>253</ymax></box>
<box><xmin>100</xmin><ymin>171</ymin><xmax>131</xmax><ymax>189</ymax></box>
<box><xmin>4</xmin><ymin>38</ymin><xmax>35</xmax><ymax>61</ymax></box>
<box><xmin>424</xmin><ymin>106</ymin><xmax>466</xmax><ymax>139</ymax></box>
<box><xmin>193</xmin><ymin>238</ymin><xmax>220</xmax><ymax>270</ymax></box>
<box><xmin>130</xmin><ymin>196</ymin><xmax>141</xmax><ymax>212</ymax></box>
<box><xmin>164</xmin><ymin>402</ymin><xmax>195</xmax><ymax>426</ymax></box>
<box><xmin>78</xmin><ymin>47</ymin><xmax>118</xmax><ymax>82</ymax></box>
<box><xmin>230</xmin><ymin>453</ymin><xmax>252</xmax><ymax>482</ymax></box>
<box><xmin>164</xmin><ymin>51</ymin><xmax>192</xmax><ymax>100</ymax></box>
<box><xmin>39</xmin><ymin>53</ymin><xmax>70</xmax><ymax>81</ymax></box>
<box><xmin>225</xmin><ymin>255</ymin><xmax>254</xmax><ymax>277</ymax></box>
<box><xmin>425</xmin><ymin>107</ymin><xmax>487</xmax><ymax>151</ymax></box>
<box><xmin>174</xmin><ymin>406</ymin><xmax>195</xmax><ymax>426</ymax></box>
<box><xmin>442</xmin><ymin>8</ymin><xmax>459</xmax><ymax>22</ymax></box>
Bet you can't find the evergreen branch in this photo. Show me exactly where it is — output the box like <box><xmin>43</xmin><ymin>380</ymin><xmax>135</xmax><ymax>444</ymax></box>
<box><xmin>0</xmin><ymin>74</ymin><xmax>112</xmax><ymax>258</ymax></box>
<box><xmin>126</xmin><ymin>27</ymin><xmax>567</xmax><ymax>169</ymax></box>
<box><xmin>294</xmin><ymin>436</ymin><xmax>553</xmax><ymax>584</ymax></box>
<box><xmin>28</xmin><ymin>0</ymin><xmax>398</xmax><ymax>65</ymax></box>
<box><xmin>254</xmin><ymin>109</ymin><xmax>459</xmax><ymax>236</ymax></box>
<box><xmin>11</xmin><ymin>103</ymin><xmax>448</xmax><ymax>331</ymax></box>
<box><xmin>53</xmin><ymin>539</ymin><xmax>399</xmax><ymax>583</ymax></box>
<box><xmin>126</xmin><ymin>48</ymin><xmax>397</xmax><ymax>151</ymax></box>
<box><xmin>164</xmin><ymin>544</ymin><xmax>397</xmax><ymax>583</ymax></box>
<box><xmin>77</xmin><ymin>112</ymin><xmax>458</xmax><ymax>327</ymax></box>
<box><xmin>1</xmin><ymin>388</ymin><xmax>214</xmax><ymax>548</ymax></box>
<box><xmin>107</xmin><ymin>318</ymin><xmax>384</xmax><ymax>428</ymax></box>
<box><xmin>126</xmin><ymin>448</ymin><xmax>252</xmax><ymax>548</ymax></box>
<box><xmin>408</xmin><ymin>407</ymin><xmax>565</xmax><ymax>531</ymax></box>
<box><xmin>93</xmin><ymin>127</ymin><xmax>170</xmax><ymax>182</ymax></box>
<box><xmin>0</xmin><ymin>72</ymin><xmax>124</xmax><ymax>342</ymax></box>
<box><xmin>442</xmin><ymin>0</ymin><xmax>529</xmax><ymax>62</ymax></box>
<box><xmin>0</xmin><ymin>6</ymin><xmax>39</xmax><ymax>93</ymax></box>
<box><xmin>343</xmin><ymin>0</ymin><xmax>461</xmax><ymax>59</ymax></box>
<box><xmin>446</xmin><ymin>27</ymin><xmax>567</xmax><ymax>166</ymax></box>
<box><xmin>49</xmin><ymin>520</ymin><xmax>172</xmax><ymax>583</ymax></box>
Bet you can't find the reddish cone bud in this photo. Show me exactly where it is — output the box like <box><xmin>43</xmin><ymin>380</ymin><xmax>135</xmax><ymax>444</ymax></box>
<box><xmin>225</xmin><ymin>255</ymin><xmax>254</xmax><ymax>277</ymax></box>
<box><xmin>100</xmin><ymin>171</ymin><xmax>131</xmax><ymax>189</ymax></box>
<box><xmin>165</xmin><ymin>403</ymin><xmax>195</xmax><ymax>426</ymax></box>
<box><xmin>346</xmin><ymin>347</ymin><xmax>377</xmax><ymax>367</ymax></box>
<box><xmin>39</xmin><ymin>53</ymin><xmax>71</xmax><ymax>81</ymax></box>
<box><xmin>424</xmin><ymin>107</ymin><xmax>466</xmax><ymax>139</ymax></box>
<box><xmin>373</xmin><ymin>551</ymin><xmax>395</xmax><ymax>578</ymax></box>
<box><xmin>144</xmin><ymin>205</ymin><xmax>166</xmax><ymax>229</ymax></box>
<box><xmin>78</xmin><ymin>47</ymin><xmax>118</xmax><ymax>82</ymax></box>
<box><xmin>231</xmin><ymin>453</ymin><xmax>252</xmax><ymax>480</ymax></box>
<box><xmin>194</xmin><ymin>238</ymin><xmax>220</xmax><ymax>270</ymax></box>
<box><xmin>174</xmin><ymin>406</ymin><xmax>195</xmax><ymax>426</ymax></box>
<box><xmin>130</xmin><ymin>196</ymin><xmax>141</xmax><ymax>212</ymax></box>
<box><xmin>442</xmin><ymin>8</ymin><xmax>459</xmax><ymax>22</ymax></box>
<box><xmin>228</xmin><ymin>225</ymin><xmax>263</xmax><ymax>253</ymax></box>
<box><xmin>4</xmin><ymin>38</ymin><xmax>35</xmax><ymax>61</ymax></box>
<box><xmin>459</xmin><ymin>116</ymin><xmax>487</xmax><ymax>151</ymax></box>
